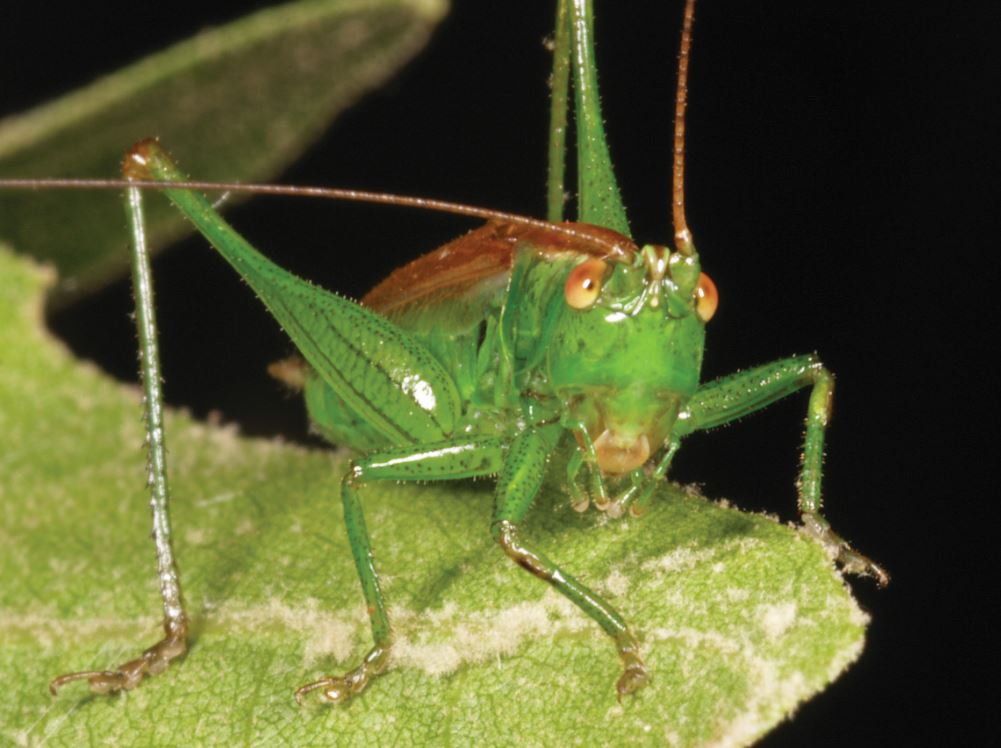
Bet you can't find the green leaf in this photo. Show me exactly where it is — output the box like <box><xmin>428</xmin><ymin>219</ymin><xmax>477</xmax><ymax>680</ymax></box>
<box><xmin>0</xmin><ymin>0</ymin><xmax>447</xmax><ymax>307</ymax></box>
<box><xmin>0</xmin><ymin>245</ymin><xmax>867</xmax><ymax>746</ymax></box>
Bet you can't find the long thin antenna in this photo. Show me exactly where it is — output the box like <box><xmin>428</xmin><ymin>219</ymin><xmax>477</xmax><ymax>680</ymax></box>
<box><xmin>672</xmin><ymin>0</ymin><xmax>697</xmax><ymax>255</ymax></box>
<box><xmin>0</xmin><ymin>177</ymin><xmax>633</xmax><ymax>257</ymax></box>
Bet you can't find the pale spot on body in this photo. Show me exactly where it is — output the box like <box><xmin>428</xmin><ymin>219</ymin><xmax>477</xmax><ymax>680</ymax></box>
<box><xmin>401</xmin><ymin>374</ymin><xmax>437</xmax><ymax>411</ymax></box>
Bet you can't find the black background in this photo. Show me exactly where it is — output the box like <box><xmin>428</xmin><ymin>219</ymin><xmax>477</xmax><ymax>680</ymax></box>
<box><xmin>2</xmin><ymin>2</ymin><xmax>996</xmax><ymax>744</ymax></box>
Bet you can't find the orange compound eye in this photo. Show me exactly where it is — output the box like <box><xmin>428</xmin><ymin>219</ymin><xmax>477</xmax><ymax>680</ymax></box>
<box><xmin>694</xmin><ymin>272</ymin><xmax>718</xmax><ymax>322</ymax></box>
<box><xmin>564</xmin><ymin>259</ymin><xmax>608</xmax><ymax>310</ymax></box>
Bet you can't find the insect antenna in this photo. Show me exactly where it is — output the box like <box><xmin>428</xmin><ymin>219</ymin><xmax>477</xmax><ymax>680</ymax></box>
<box><xmin>672</xmin><ymin>0</ymin><xmax>697</xmax><ymax>256</ymax></box>
<box><xmin>0</xmin><ymin>175</ymin><xmax>632</xmax><ymax>258</ymax></box>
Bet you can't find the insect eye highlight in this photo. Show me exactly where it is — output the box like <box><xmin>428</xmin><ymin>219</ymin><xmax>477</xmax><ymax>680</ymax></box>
<box><xmin>694</xmin><ymin>272</ymin><xmax>718</xmax><ymax>322</ymax></box>
<box><xmin>564</xmin><ymin>259</ymin><xmax>609</xmax><ymax>310</ymax></box>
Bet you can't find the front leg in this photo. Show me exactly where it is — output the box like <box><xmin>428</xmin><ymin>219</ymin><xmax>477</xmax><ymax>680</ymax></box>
<box><xmin>609</xmin><ymin>439</ymin><xmax>681</xmax><ymax>519</ymax></box>
<box><xmin>684</xmin><ymin>354</ymin><xmax>889</xmax><ymax>586</ymax></box>
<box><xmin>563</xmin><ymin>419</ymin><xmax>610</xmax><ymax>512</ymax></box>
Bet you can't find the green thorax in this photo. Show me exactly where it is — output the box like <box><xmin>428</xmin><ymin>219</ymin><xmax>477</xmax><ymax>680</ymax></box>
<box><xmin>300</xmin><ymin>219</ymin><xmax>710</xmax><ymax>467</ymax></box>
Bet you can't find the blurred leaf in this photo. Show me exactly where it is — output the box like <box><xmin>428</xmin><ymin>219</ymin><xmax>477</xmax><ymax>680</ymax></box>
<box><xmin>0</xmin><ymin>246</ymin><xmax>868</xmax><ymax>747</ymax></box>
<box><xmin>0</xmin><ymin>0</ymin><xmax>447</xmax><ymax>306</ymax></box>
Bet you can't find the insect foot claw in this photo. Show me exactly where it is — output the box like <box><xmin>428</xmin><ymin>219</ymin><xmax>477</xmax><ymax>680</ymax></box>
<box><xmin>49</xmin><ymin>618</ymin><xmax>188</xmax><ymax>696</ymax></box>
<box><xmin>837</xmin><ymin>548</ymin><xmax>891</xmax><ymax>588</ymax></box>
<box><xmin>614</xmin><ymin>632</ymin><xmax>648</xmax><ymax>701</ymax></box>
<box><xmin>801</xmin><ymin>513</ymin><xmax>890</xmax><ymax>587</ymax></box>
<box><xmin>296</xmin><ymin>644</ymin><xmax>390</xmax><ymax>706</ymax></box>
<box><xmin>616</xmin><ymin>662</ymin><xmax>649</xmax><ymax>701</ymax></box>
<box><xmin>294</xmin><ymin>676</ymin><xmax>352</xmax><ymax>706</ymax></box>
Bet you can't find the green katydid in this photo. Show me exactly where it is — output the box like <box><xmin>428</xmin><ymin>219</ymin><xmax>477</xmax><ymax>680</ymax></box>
<box><xmin>1</xmin><ymin>0</ymin><xmax>886</xmax><ymax>706</ymax></box>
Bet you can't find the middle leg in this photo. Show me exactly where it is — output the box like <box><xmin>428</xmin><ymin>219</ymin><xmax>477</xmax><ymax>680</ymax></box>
<box><xmin>296</xmin><ymin>435</ymin><xmax>506</xmax><ymax>705</ymax></box>
<box><xmin>493</xmin><ymin>426</ymin><xmax>648</xmax><ymax>698</ymax></box>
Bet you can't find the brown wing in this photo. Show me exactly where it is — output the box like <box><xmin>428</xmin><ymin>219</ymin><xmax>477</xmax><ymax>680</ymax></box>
<box><xmin>361</xmin><ymin>220</ymin><xmax>636</xmax><ymax>317</ymax></box>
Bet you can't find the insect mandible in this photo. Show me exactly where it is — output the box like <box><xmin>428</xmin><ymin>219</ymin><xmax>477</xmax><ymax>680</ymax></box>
<box><xmin>0</xmin><ymin>0</ymin><xmax>888</xmax><ymax>706</ymax></box>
